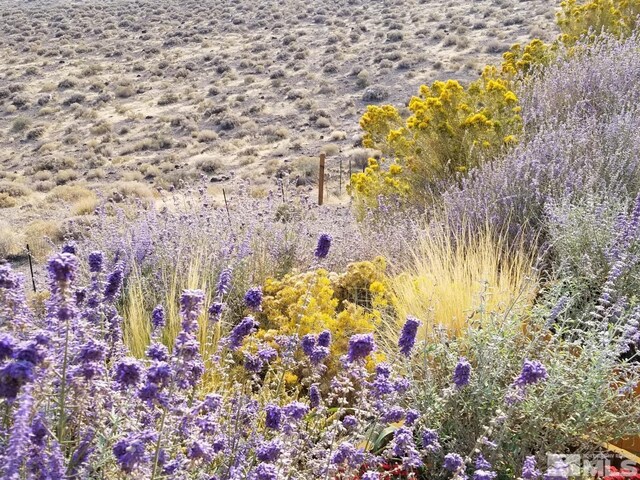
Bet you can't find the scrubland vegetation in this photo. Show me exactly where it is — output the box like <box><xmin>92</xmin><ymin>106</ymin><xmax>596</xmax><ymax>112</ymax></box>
<box><xmin>2</xmin><ymin>0</ymin><xmax>640</xmax><ymax>479</ymax></box>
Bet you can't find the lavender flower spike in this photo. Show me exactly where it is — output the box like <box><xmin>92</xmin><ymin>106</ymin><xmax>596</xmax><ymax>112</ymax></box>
<box><xmin>314</xmin><ymin>233</ymin><xmax>332</xmax><ymax>259</ymax></box>
<box><xmin>244</xmin><ymin>287</ymin><xmax>263</xmax><ymax>311</ymax></box>
<box><xmin>522</xmin><ymin>456</ymin><xmax>541</xmax><ymax>479</ymax></box>
<box><xmin>347</xmin><ymin>333</ymin><xmax>375</xmax><ymax>362</ymax></box>
<box><xmin>398</xmin><ymin>316</ymin><xmax>421</xmax><ymax>356</ymax></box>
<box><xmin>514</xmin><ymin>359</ymin><xmax>548</xmax><ymax>387</ymax></box>
<box><xmin>453</xmin><ymin>357</ymin><xmax>472</xmax><ymax>388</ymax></box>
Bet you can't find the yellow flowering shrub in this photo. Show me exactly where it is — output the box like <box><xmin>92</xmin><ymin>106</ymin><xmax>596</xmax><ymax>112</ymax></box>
<box><xmin>557</xmin><ymin>0</ymin><xmax>640</xmax><ymax>45</ymax></box>
<box><xmin>502</xmin><ymin>0</ymin><xmax>639</xmax><ymax>77</ymax></box>
<box><xmin>349</xmin><ymin>68</ymin><xmax>522</xmax><ymax>213</ymax></box>
<box><xmin>501</xmin><ymin>39</ymin><xmax>555</xmax><ymax>77</ymax></box>
<box><xmin>254</xmin><ymin>260</ymin><xmax>393</xmax><ymax>379</ymax></box>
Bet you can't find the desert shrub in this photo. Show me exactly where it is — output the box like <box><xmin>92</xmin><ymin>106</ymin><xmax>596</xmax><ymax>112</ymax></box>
<box><xmin>46</xmin><ymin>185</ymin><xmax>95</xmax><ymax>203</ymax></box>
<box><xmin>62</xmin><ymin>93</ymin><xmax>85</xmax><ymax>106</ymax></box>
<box><xmin>115</xmin><ymin>85</ymin><xmax>135</xmax><ymax>98</ymax></box>
<box><xmin>542</xmin><ymin>194</ymin><xmax>640</xmax><ymax>323</ymax></box>
<box><xmin>0</xmin><ymin>181</ymin><xmax>31</xmax><ymax>198</ymax></box>
<box><xmin>157</xmin><ymin>92</ymin><xmax>179</xmax><ymax>106</ymax></box>
<box><xmin>403</xmin><ymin>299</ymin><xmax>640</xmax><ymax>477</ymax></box>
<box><xmin>258</xmin><ymin>258</ymin><xmax>392</xmax><ymax>380</ymax></box>
<box><xmin>0</xmin><ymin>193</ymin><xmax>17</xmax><ymax>208</ymax></box>
<box><xmin>107</xmin><ymin>181</ymin><xmax>155</xmax><ymax>203</ymax></box>
<box><xmin>23</xmin><ymin>219</ymin><xmax>64</xmax><ymax>260</ymax></box>
<box><xmin>11</xmin><ymin>116</ymin><xmax>31</xmax><ymax>132</ymax></box>
<box><xmin>72</xmin><ymin>196</ymin><xmax>99</xmax><ymax>216</ymax></box>
<box><xmin>0</xmin><ymin>222</ymin><xmax>24</xmax><ymax>258</ymax></box>
<box><xmin>502</xmin><ymin>0</ymin><xmax>640</xmax><ymax>78</ymax></box>
<box><xmin>349</xmin><ymin>68</ymin><xmax>522</xmax><ymax>213</ymax></box>
<box><xmin>54</xmin><ymin>169</ymin><xmax>79</xmax><ymax>185</ymax></box>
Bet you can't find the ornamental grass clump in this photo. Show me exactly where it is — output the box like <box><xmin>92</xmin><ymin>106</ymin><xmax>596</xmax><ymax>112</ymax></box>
<box><xmin>391</xmin><ymin>221</ymin><xmax>538</xmax><ymax>336</ymax></box>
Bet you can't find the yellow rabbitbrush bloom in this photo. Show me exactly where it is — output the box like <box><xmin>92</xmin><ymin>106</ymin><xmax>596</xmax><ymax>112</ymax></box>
<box><xmin>557</xmin><ymin>0</ymin><xmax>640</xmax><ymax>45</ymax></box>
<box><xmin>257</xmin><ymin>259</ymin><xmax>393</xmax><ymax>380</ymax></box>
<box><xmin>502</xmin><ymin>0</ymin><xmax>639</xmax><ymax>78</ymax></box>
<box><xmin>350</xmin><ymin>67</ymin><xmax>522</xmax><ymax>215</ymax></box>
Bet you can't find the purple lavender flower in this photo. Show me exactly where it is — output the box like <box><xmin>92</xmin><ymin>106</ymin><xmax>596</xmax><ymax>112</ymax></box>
<box><xmin>251</xmin><ymin>462</ymin><xmax>278</xmax><ymax>480</ymax></box>
<box><xmin>475</xmin><ymin>454</ymin><xmax>491</xmax><ymax>470</ymax></box>
<box><xmin>187</xmin><ymin>441</ymin><xmax>212</xmax><ymax>462</ymax></box>
<box><xmin>0</xmin><ymin>264</ymin><xmax>19</xmax><ymax>289</ymax></box>
<box><xmin>113</xmin><ymin>434</ymin><xmax>149</xmax><ymax>473</ymax></box>
<box><xmin>208</xmin><ymin>302</ymin><xmax>224</xmax><ymax>323</ymax></box>
<box><xmin>283</xmin><ymin>401</ymin><xmax>309</xmax><ymax>420</ymax></box>
<box><xmin>215</xmin><ymin>268</ymin><xmax>233</xmax><ymax>297</ymax></box>
<box><xmin>257</xmin><ymin>346</ymin><xmax>278</xmax><ymax>363</ymax></box>
<box><xmin>332</xmin><ymin>442</ymin><xmax>364</xmax><ymax>468</ymax></box>
<box><xmin>256</xmin><ymin>439</ymin><xmax>282</xmax><ymax>462</ymax></box>
<box><xmin>301</xmin><ymin>334</ymin><xmax>316</xmax><ymax>357</ymax></box>
<box><xmin>405</xmin><ymin>409</ymin><xmax>420</xmax><ymax>426</ymax></box>
<box><xmin>62</xmin><ymin>242</ymin><xmax>77</xmax><ymax>254</ymax></box>
<box><xmin>151</xmin><ymin>305</ymin><xmax>166</xmax><ymax>330</ymax></box>
<box><xmin>301</xmin><ymin>334</ymin><xmax>329</xmax><ymax>364</ymax></box>
<box><xmin>0</xmin><ymin>333</ymin><xmax>16</xmax><ymax>362</ymax></box>
<box><xmin>265</xmin><ymin>404</ymin><xmax>282</xmax><ymax>430</ymax></box>
<box><xmin>103</xmin><ymin>268</ymin><xmax>123</xmax><ymax>303</ymax></box>
<box><xmin>243</xmin><ymin>353</ymin><xmax>264</xmax><ymax>373</ymax></box>
<box><xmin>179</xmin><ymin>289</ymin><xmax>205</xmax><ymax>332</ymax></box>
<box><xmin>473</xmin><ymin>469</ymin><xmax>497</xmax><ymax>480</ymax></box>
<box><xmin>421</xmin><ymin>429</ymin><xmax>441</xmax><ymax>453</ymax></box>
<box><xmin>347</xmin><ymin>333</ymin><xmax>375</xmax><ymax>362</ymax></box>
<box><xmin>0</xmin><ymin>361</ymin><xmax>35</xmax><ymax>400</ymax></box>
<box><xmin>317</xmin><ymin>330</ymin><xmax>332</xmax><ymax>347</ymax></box>
<box><xmin>398</xmin><ymin>316</ymin><xmax>421</xmax><ymax>356</ymax></box>
<box><xmin>77</xmin><ymin>339</ymin><xmax>106</xmax><ymax>363</ymax></box>
<box><xmin>114</xmin><ymin>358</ymin><xmax>143</xmax><ymax>389</ymax></box>
<box><xmin>514</xmin><ymin>359</ymin><xmax>548</xmax><ymax>387</ymax></box>
<box><xmin>47</xmin><ymin>253</ymin><xmax>78</xmax><ymax>285</ymax></box>
<box><xmin>342</xmin><ymin>415</ymin><xmax>357</xmax><ymax>429</ymax></box>
<box><xmin>444</xmin><ymin>453</ymin><xmax>465</xmax><ymax>472</ymax></box>
<box><xmin>4</xmin><ymin>385</ymin><xmax>34</xmax><ymax>478</ymax></box>
<box><xmin>68</xmin><ymin>430</ymin><xmax>95</xmax><ymax>477</ymax></box>
<box><xmin>362</xmin><ymin>473</ymin><xmax>380</xmax><ymax>480</ymax></box>
<box><xmin>146</xmin><ymin>362</ymin><xmax>172</xmax><ymax>387</ymax></box>
<box><xmin>392</xmin><ymin>427</ymin><xmax>423</xmax><ymax>468</ymax></box>
<box><xmin>146</xmin><ymin>342</ymin><xmax>169</xmax><ymax>362</ymax></box>
<box><xmin>244</xmin><ymin>287</ymin><xmax>263</xmax><ymax>311</ymax></box>
<box><xmin>453</xmin><ymin>357</ymin><xmax>472</xmax><ymax>388</ymax></box>
<box><xmin>309</xmin><ymin>384</ymin><xmax>321</xmax><ymax>408</ymax></box>
<box><xmin>228</xmin><ymin>316</ymin><xmax>258</xmax><ymax>350</ymax></box>
<box><xmin>88</xmin><ymin>251</ymin><xmax>104</xmax><ymax>273</ymax></box>
<box><xmin>314</xmin><ymin>233</ymin><xmax>332</xmax><ymax>259</ymax></box>
<box><xmin>383</xmin><ymin>405</ymin><xmax>405</xmax><ymax>423</ymax></box>
<box><xmin>473</xmin><ymin>455</ymin><xmax>497</xmax><ymax>480</ymax></box>
<box><xmin>522</xmin><ymin>456</ymin><xmax>541</xmax><ymax>479</ymax></box>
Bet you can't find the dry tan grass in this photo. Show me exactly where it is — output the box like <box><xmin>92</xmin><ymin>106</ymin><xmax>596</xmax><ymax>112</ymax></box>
<box><xmin>23</xmin><ymin>219</ymin><xmax>64</xmax><ymax>260</ymax></box>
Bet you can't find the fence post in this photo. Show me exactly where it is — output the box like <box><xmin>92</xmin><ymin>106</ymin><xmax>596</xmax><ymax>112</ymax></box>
<box><xmin>318</xmin><ymin>153</ymin><xmax>326</xmax><ymax>205</ymax></box>
<box><xmin>26</xmin><ymin>244</ymin><xmax>36</xmax><ymax>293</ymax></box>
